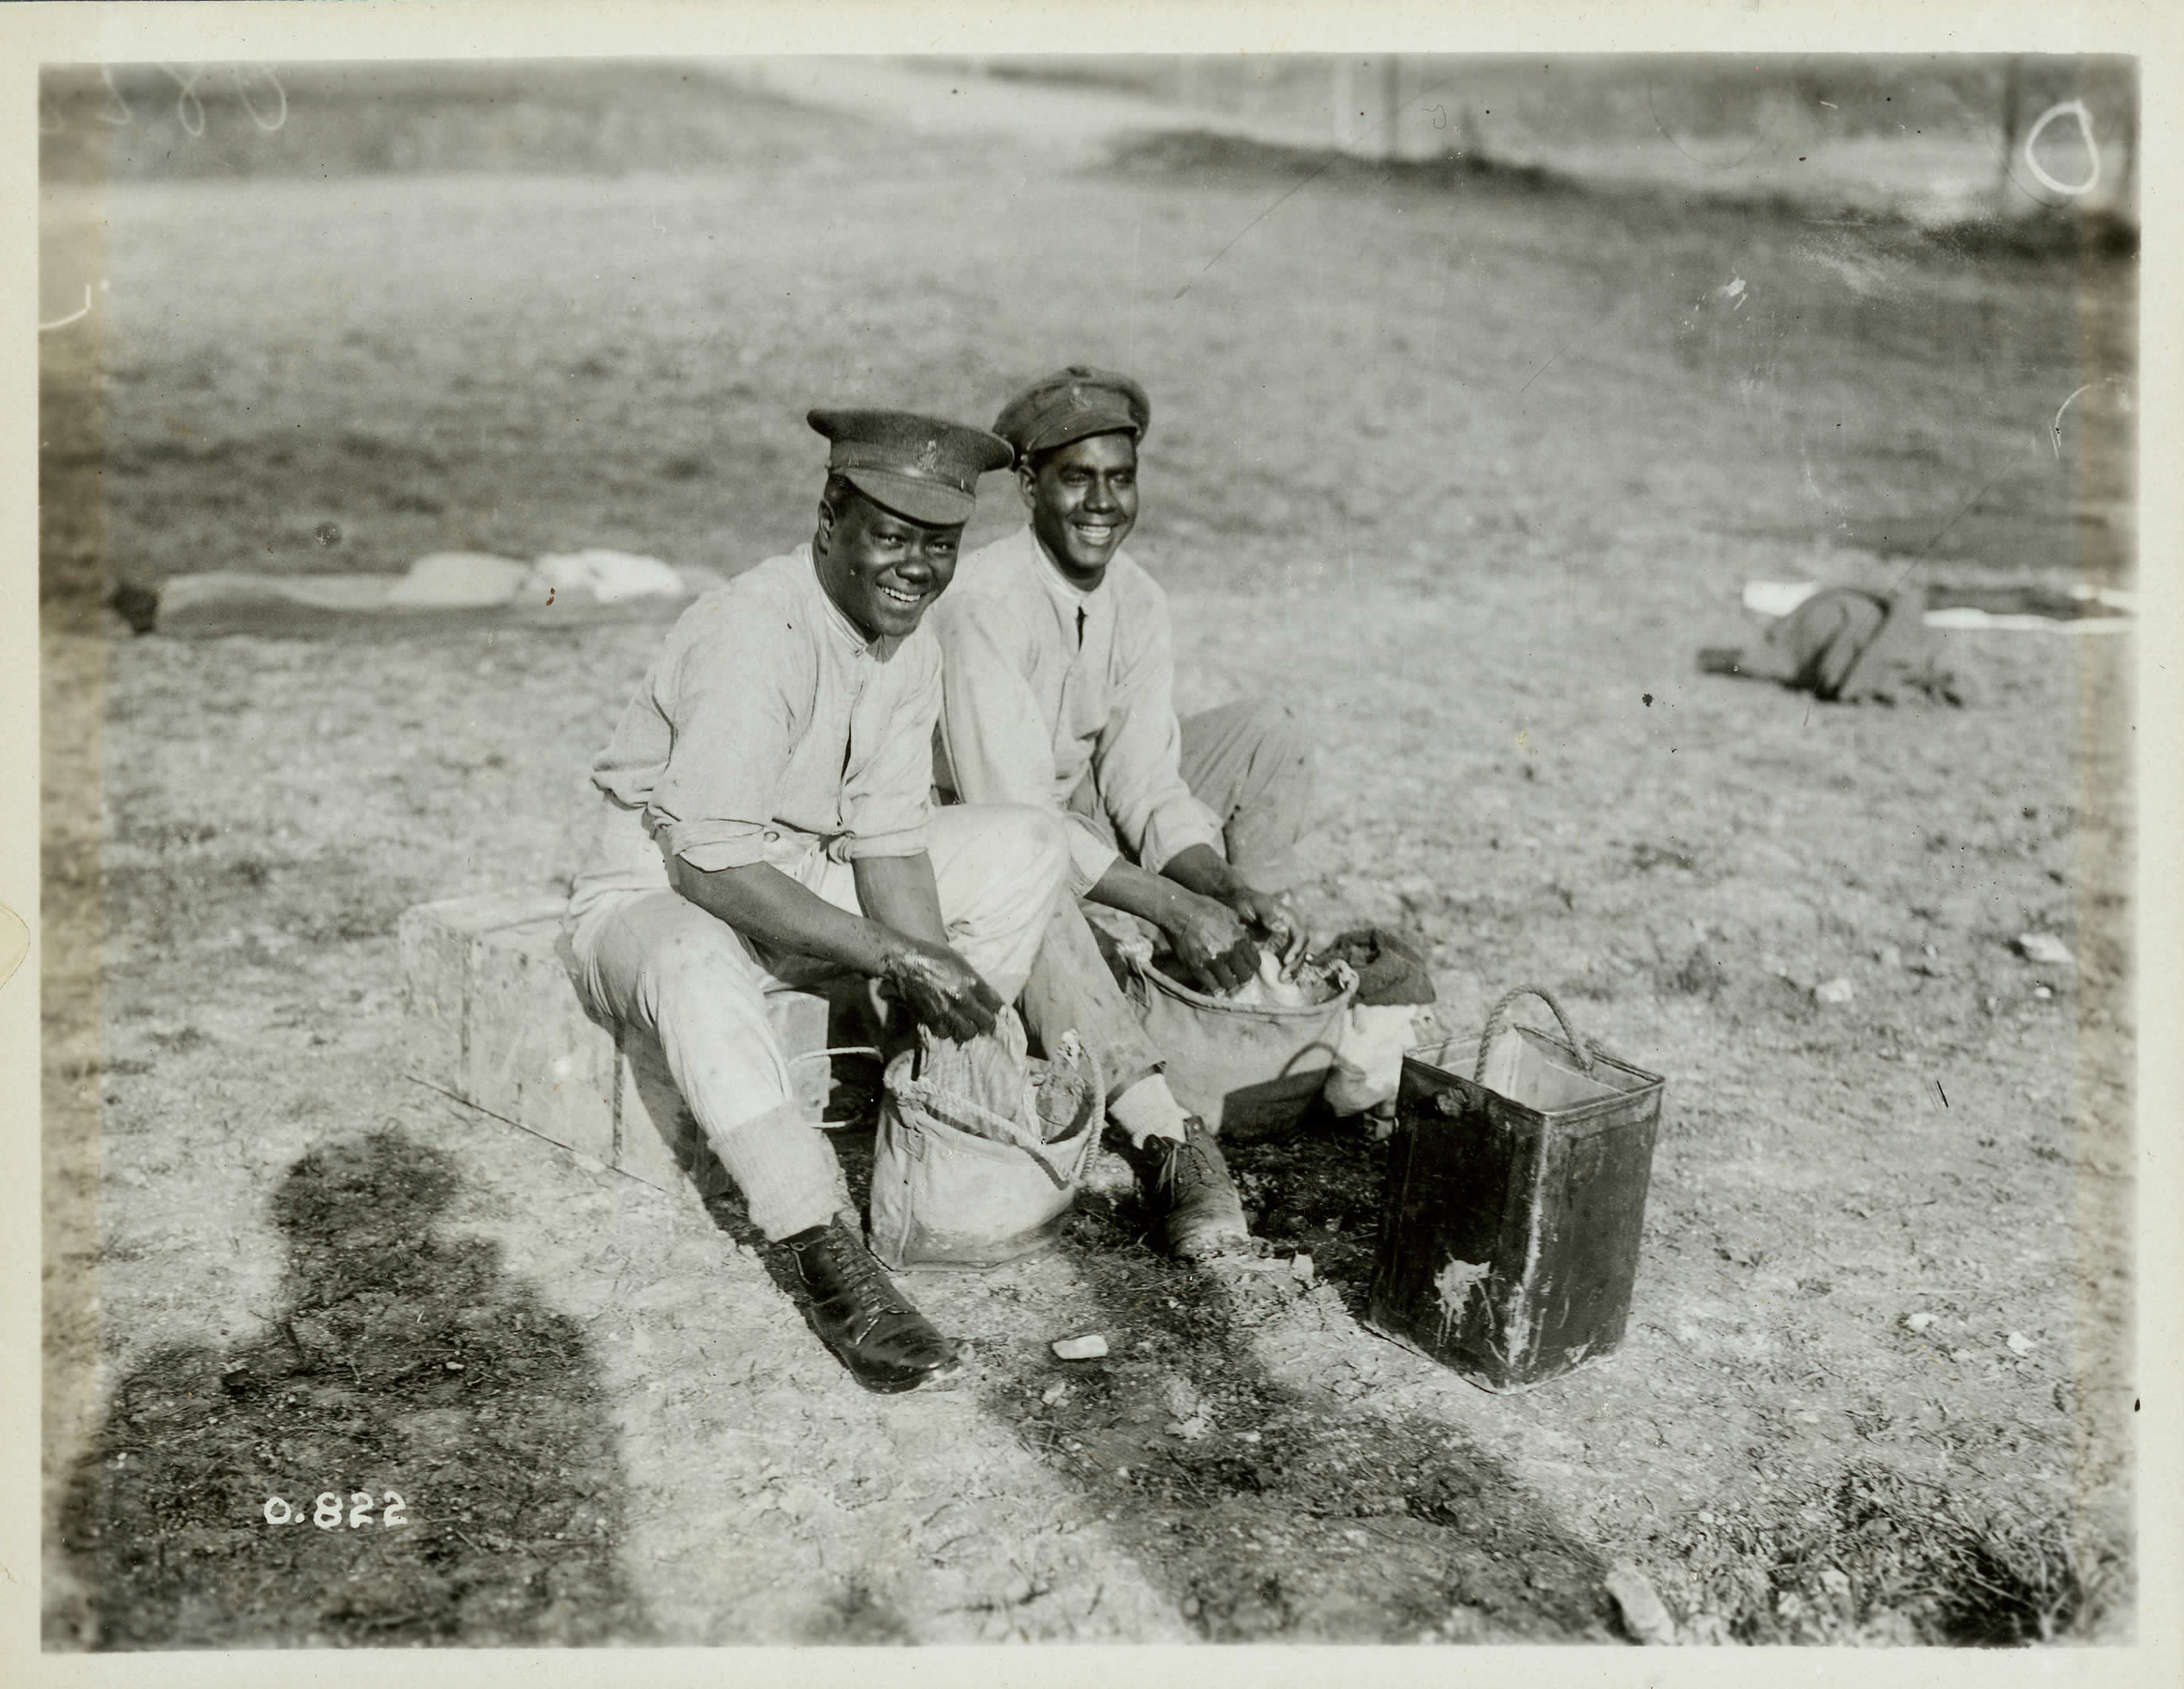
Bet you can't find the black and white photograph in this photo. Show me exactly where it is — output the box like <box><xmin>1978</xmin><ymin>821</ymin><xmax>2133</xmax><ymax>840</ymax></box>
<box><xmin>16</xmin><ymin>3</ymin><xmax>2177</xmax><ymax>1674</ymax></box>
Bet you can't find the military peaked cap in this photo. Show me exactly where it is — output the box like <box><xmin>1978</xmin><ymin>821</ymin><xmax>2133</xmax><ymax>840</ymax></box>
<box><xmin>991</xmin><ymin>366</ymin><xmax>1151</xmax><ymax>464</ymax></box>
<box><xmin>807</xmin><ymin>408</ymin><xmax>1014</xmax><ymax>526</ymax></box>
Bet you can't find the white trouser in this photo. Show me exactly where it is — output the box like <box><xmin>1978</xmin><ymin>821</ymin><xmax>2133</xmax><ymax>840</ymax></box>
<box><xmin>565</xmin><ymin>796</ymin><xmax>1069</xmax><ymax>1239</ymax></box>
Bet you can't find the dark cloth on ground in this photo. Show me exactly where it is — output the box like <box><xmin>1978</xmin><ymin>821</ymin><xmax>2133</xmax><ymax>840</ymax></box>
<box><xmin>1320</xmin><ymin>927</ymin><xmax>1437</xmax><ymax>1007</ymax></box>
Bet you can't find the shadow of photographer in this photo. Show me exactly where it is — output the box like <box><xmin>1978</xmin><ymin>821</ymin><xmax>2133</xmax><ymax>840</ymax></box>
<box><xmin>58</xmin><ymin>1127</ymin><xmax>650</xmax><ymax>1649</ymax></box>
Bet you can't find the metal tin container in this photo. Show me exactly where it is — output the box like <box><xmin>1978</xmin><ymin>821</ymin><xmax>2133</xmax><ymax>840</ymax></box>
<box><xmin>1367</xmin><ymin>988</ymin><xmax>1664</xmax><ymax>1393</ymax></box>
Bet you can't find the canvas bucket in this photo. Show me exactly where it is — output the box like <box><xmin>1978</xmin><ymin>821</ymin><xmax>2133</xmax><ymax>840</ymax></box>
<box><xmin>1127</xmin><ymin>956</ymin><xmax>1357</xmax><ymax>1141</ymax></box>
<box><xmin>869</xmin><ymin>1020</ymin><xmax>1104</xmax><ymax>1272</ymax></box>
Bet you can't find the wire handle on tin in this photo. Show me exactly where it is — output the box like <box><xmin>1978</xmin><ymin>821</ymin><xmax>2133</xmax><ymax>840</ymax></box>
<box><xmin>1476</xmin><ymin>985</ymin><xmax>1596</xmax><ymax>1082</ymax></box>
<box><xmin>791</xmin><ymin>1047</ymin><xmax>887</xmax><ymax>1134</ymax></box>
<box><xmin>788</xmin><ymin>1046</ymin><xmax>884</xmax><ymax>1068</ymax></box>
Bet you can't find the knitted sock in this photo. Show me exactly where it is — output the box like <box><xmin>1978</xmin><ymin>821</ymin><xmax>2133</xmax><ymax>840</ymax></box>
<box><xmin>1108</xmin><ymin>1073</ymin><xmax>1191</xmax><ymax>1148</ymax></box>
<box><xmin>707</xmin><ymin>1101</ymin><xmax>844</xmax><ymax>1242</ymax></box>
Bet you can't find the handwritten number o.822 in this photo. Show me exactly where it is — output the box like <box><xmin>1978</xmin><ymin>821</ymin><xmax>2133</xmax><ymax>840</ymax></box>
<box><xmin>261</xmin><ymin>1491</ymin><xmax>408</xmax><ymax>1527</ymax></box>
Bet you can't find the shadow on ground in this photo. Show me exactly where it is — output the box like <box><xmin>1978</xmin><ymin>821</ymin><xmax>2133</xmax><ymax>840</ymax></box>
<box><xmin>975</xmin><ymin>1112</ymin><xmax>1621</xmax><ymax>1643</ymax></box>
<box><xmin>692</xmin><ymin>1096</ymin><xmax>1614</xmax><ymax>1642</ymax></box>
<box><xmin>58</xmin><ymin>1129</ymin><xmax>651</xmax><ymax>1648</ymax></box>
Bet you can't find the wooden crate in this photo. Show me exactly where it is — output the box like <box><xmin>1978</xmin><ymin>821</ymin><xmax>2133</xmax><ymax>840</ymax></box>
<box><xmin>399</xmin><ymin>889</ymin><xmax>849</xmax><ymax>1201</ymax></box>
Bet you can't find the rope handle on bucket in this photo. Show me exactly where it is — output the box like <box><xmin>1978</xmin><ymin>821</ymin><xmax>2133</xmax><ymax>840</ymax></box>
<box><xmin>1475</xmin><ymin>985</ymin><xmax>1597</xmax><ymax>1083</ymax></box>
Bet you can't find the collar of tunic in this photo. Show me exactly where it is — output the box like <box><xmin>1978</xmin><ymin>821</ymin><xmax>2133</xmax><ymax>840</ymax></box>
<box><xmin>800</xmin><ymin>542</ymin><xmax>900</xmax><ymax>659</ymax></box>
<box><xmin>1029</xmin><ymin>531</ymin><xmax>1097</xmax><ymax>609</ymax></box>
<box><xmin>1015</xmin><ymin>527</ymin><xmax>1115</xmax><ymax>663</ymax></box>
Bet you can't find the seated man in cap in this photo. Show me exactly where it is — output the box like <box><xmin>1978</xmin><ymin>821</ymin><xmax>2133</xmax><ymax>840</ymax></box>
<box><xmin>566</xmin><ymin>407</ymin><xmax>1064</xmax><ymax>1393</ymax></box>
<box><xmin>930</xmin><ymin>367</ymin><xmax>1317</xmax><ymax>1262</ymax></box>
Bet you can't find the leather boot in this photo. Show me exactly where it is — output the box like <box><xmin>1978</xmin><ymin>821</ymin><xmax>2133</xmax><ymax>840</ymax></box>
<box><xmin>1131</xmin><ymin>1117</ymin><xmax>1255</xmax><ymax>1262</ymax></box>
<box><xmin>785</xmin><ymin>1218</ymin><xmax>960</xmax><ymax>1393</ymax></box>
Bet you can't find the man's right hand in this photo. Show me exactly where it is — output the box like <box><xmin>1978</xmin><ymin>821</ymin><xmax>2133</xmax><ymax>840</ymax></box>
<box><xmin>878</xmin><ymin>933</ymin><xmax>1006</xmax><ymax>1044</ymax></box>
<box><xmin>1162</xmin><ymin>891</ymin><xmax>1262</xmax><ymax>996</ymax></box>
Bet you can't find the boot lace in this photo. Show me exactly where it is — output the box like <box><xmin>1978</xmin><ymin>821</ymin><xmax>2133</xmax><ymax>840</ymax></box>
<box><xmin>807</xmin><ymin>1226</ymin><xmax>911</xmax><ymax>1316</ymax></box>
<box><xmin>1160</xmin><ymin>1132</ymin><xmax>1225</xmax><ymax>1201</ymax></box>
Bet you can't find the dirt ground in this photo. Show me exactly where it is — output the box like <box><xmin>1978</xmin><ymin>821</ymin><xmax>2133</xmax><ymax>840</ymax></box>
<box><xmin>41</xmin><ymin>65</ymin><xmax>2135</xmax><ymax>1648</ymax></box>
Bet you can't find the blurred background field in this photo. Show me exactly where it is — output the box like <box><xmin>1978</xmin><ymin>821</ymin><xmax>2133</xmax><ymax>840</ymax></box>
<box><xmin>39</xmin><ymin>54</ymin><xmax>2140</xmax><ymax>218</ymax></box>
<box><xmin>41</xmin><ymin>56</ymin><xmax>2135</xmax><ymax>1647</ymax></box>
<box><xmin>950</xmin><ymin>54</ymin><xmax>2140</xmax><ymax>226</ymax></box>
<box><xmin>37</xmin><ymin>55</ymin><xmax>2136</xmax><ymax>619</ymax></box>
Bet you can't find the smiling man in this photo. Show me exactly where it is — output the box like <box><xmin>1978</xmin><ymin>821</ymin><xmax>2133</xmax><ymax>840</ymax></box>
<box><xmin>931</xmin><ymin>367</ymin><xmax>1318</xmax><ymax>1261</ymax></box>
<box><xmin>564</xmin><ymin>407</ymin><xmax>1065</xmax><ymax>1393</ymax></box>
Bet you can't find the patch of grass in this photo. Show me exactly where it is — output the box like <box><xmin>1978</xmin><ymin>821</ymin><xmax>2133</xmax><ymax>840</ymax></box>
<box><xmin>1647</xmin><ymin>1460</ymin><xmax>2125</xmax><ymax>1645</ymax></box>
<box><xmin>105</xmin><ymin>848</ymin><xmax>415</xmax><ymax>955</ymax></box>
<box><xmin>1108</xmin><ymin>126</ymin><xmax>2140</xmax><ymax>273</ymax></box>
<box><xmin>1926</xmin><ymin>208</ymin><xmax>2140</xmax><ymax>263</ymax></box>
<box><xmin>1663</xmin><ymin>944</ymin><xmax>1731</xmax><ymax>999</ymax></box>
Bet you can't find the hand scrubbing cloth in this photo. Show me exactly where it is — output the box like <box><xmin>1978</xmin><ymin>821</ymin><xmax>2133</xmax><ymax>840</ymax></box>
<box><xmin>1699</xmin><ymin>584</ymin><xmax>1972</xmax><ymax>706</ymax></box>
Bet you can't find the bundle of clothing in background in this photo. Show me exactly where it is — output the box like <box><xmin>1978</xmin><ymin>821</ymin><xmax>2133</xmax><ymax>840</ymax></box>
<box><xmin>1700</xmin><ymin>584</ymin><xmax>1973</xmax><ymax>706</ymax></box>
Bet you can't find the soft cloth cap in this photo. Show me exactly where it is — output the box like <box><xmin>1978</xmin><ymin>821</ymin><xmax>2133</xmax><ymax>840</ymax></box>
<box><xmin>991</xmin><ymin>366</ymin><xmax>1151</xmax><ymax>463</ymax></box>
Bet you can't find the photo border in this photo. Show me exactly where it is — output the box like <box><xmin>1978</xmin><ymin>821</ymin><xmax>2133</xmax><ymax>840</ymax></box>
<box><xmin>3</xmin><ymin>3</ymin><xmax>2175</xmax><ymax>1686</ymax></box>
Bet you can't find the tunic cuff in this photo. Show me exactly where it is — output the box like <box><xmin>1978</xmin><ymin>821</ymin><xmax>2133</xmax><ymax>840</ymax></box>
<box><xmin>838</xmin><ymin>823</ymin><xmax>933</xmax><ymax>862</ymax></box>
<box><xmin>1137</xmin><ymin>801</ymin><xmax>1226</xmax><ymax>880</ymax></box>
<box><xmin>658</xmin><ymin>817</ymin><xmax>772</xmax><ymax>872</ymax></box>
<box><xmin>1065</xmin><ymin>816</ymin><xmax>1122</xmax><ymax>899</ymax></box>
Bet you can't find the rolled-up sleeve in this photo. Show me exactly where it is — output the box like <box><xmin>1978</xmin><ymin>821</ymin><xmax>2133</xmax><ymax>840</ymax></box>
<box><xmin>936</xmin><ymin>593</ymin><xmax>1119</xmax><ymax>896</ymax></box>
<box><xmin>645</xmin><ymin>607</ymin><xmax>804</xmax><ymax>871</ymax></box>
<box><xmin>838</xmin><ymin>646</ymin><xmax>940</xmax><ymax>861</ymax></box>
<box><xmin>1094</xmin><ymin>602</ymin><xmax>1224</xmax><ymax>875</ymax></box>
<box><xmin>1058</xmin><ymin>814</ymin><xmax>1122</xmax><ymax>896</ymax></box>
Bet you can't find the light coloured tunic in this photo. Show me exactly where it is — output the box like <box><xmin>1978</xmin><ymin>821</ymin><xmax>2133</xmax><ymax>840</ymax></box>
<box><xmin>931</xmin><ymin>525</ymin><xmax>1223</xmax><ymax>898</ymax></box>
<box><xmin>580</xmin><ymin>544</ymin><xmax>938</xmax><ymax>907</ymax></box>
<box><xmin>562</xmin><ymin>540</ymin><xmax>1069</xmax><ymax>1238</ymax></box>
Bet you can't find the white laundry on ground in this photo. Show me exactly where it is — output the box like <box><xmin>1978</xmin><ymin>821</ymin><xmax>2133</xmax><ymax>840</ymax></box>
<box><xmin>386</xmin><ymin>552</ymin><xmax>533</xmax><ymax>608</ymax></box>
<box><xmin>528</xmin><ymin>549</ymin><xmax>689</xmax><ymax>605</ymax></box>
